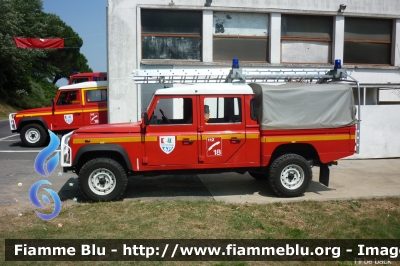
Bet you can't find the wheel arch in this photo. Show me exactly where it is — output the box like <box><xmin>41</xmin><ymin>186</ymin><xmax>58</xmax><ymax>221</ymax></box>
<box><xmin>73</xmin><ymin>144</ymin><xmax>133</xmax><ymax>174</ymax></box>
<box><xmin>270</xmin><ymin>143</ymin><xmax>320</xmax><ymax>166</ymax></box>
<box><xmin>17</xmin><ymin>117</ymin><xmax>48</xmax><ymax>133</ymax></box>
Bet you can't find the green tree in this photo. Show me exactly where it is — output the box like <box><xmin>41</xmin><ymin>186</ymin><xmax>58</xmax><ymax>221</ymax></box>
<box><xmin>44</xmin><ymin>13</ymin><xmax>92</xmax><ymax>84</ymax></box>
<box><xmin>0</xmin><ymin>0</ymin><xmax>92</xmax><ymax>108</ymax></box>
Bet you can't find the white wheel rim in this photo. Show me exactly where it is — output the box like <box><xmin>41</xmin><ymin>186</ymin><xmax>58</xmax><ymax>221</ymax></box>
<box><xmin>88</xmin><ymin>168</ymin><xmax>116</xmax><ymax>195</ymax></box>
<box><xmin>25</xmin><ymin>129</ymin><xmax>40</xmax><ymax>143</ymax></box>
<box><xmin>280</xmin><ymin>164</ymin><xmax>304</xmax><ymax>190</ymax></box>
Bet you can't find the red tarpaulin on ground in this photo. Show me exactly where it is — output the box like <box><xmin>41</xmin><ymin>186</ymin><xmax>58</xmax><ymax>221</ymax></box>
<box><xmin>13</xmin><ymin>38</ymin><xmax>64</xmax><ymax>49</ymax></box>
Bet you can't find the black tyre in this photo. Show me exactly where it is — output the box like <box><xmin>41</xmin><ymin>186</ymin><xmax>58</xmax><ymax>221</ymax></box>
<box><xmin>268</xmin><ymin>154</ymin><xmax>312</xmax><ymax>197</ymax></box>
<box><xmin>78</xmin><ymin>157</ymin><xmax>128</xmax><ymax>202</ymax></box>
<box><xmin>248</xmin><ymin>171</ymin><xmax>268</xmax><ymax>180</ymax></box>
<box><xmin>20</xmin><ymin>124</ymin><xmax>48</xmax><ymax>147</ymax></box>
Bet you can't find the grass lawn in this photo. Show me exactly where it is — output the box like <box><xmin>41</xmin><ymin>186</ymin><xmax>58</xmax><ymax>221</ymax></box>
<box><xmin>1</xmin><ymin>197</ymin><xmax>399</xmax><ymax>265</ymax></box>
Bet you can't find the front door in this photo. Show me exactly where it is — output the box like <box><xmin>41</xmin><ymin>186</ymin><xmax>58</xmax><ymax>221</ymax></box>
<box><xmin>144</xmin><ymin>96</ymin><xmax>198</xmax><ymax>166</ymax></box>
<box><xmin>54</xmin><ymin>89</ymin><xmax>84</xmax><ymax>130</ymax></box>
<box><xmin>199</xmin><ymin>95</ymin><xmax>246</xmax><ymax>165</ymax></box>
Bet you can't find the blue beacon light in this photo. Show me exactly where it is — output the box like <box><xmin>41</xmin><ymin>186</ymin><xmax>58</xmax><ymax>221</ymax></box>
<box><xmin>232</xmin><ymin>58</ymin><xmax>240</xmax><ymax>68</ymax></box>
<box><xmin>334</xmin><ymin>59</ymin><xmax>342</xmax><ymax>70</ymax></box>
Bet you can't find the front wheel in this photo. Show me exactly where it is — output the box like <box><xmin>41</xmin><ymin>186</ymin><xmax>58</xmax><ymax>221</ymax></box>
<box><xmin>20</xmin><ymin>124</ymin><xmax>48</xmax><ymax>147</ymax></box>
<box><xmin>268</xmin><ymin>154</ymin><xmax>312</xmax><ymax>197</ymax></box>
<box><xmin>78</xmin><ymin>158</ymin><xmax>128</xmax><ymax>201</ymax></box>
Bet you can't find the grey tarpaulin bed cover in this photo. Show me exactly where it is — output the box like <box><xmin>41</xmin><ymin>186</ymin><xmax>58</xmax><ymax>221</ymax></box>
<box><xmin>249</xmin><ymin>83</ymin><xmax>357</xmax><ymax>130</ymax></box>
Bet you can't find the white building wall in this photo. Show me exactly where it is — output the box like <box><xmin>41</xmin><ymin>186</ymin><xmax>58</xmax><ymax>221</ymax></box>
<box><xmin>333</xmin><ymin>16</ymin><xmax>344</xmax><ymax>63</ymax></box>
<box><xmin>107</xmin><ymin>1</ymin><xmax>139</xmax><ymax>122</ymax></box>
<box><xmin>347</xmin><ymin>106</ymin><xmax>400</xmax><ymax>159</ymax></box>
<box><xmin>202</xmin><ymin>10</ymin><xmax>213</xmax><ymax>63</ymax></box>
<box><xmin>393</xmin><ymin>19</ymin><xmax>400</xmax><ymax>66</ymax></box>
<box><xmin>269</xmin><ymin>13</ymin><xmax>281</xmax><ymax>64</ymax></box>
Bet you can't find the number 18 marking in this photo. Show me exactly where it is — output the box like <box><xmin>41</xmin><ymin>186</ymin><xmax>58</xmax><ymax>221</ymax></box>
<box><xmin>213</xmin><ymin>149</ymin><xmax>222</xmax><ymax>156</ymax></box>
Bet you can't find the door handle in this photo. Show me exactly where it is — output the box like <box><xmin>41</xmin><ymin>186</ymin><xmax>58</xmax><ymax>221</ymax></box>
<box><xmin>74</xmin><ymin>112</ymin><xmax>81</xmax><ymax>115</ymax></box>
<box><xmin>230</xmin><ymin>137</ymin><xmax>241</xmax><ymax>143</ymax></box>
<box><xmin>182</xmin><ymin>139</ymin><xmax>194</xmax><ymax>145</ymax></box>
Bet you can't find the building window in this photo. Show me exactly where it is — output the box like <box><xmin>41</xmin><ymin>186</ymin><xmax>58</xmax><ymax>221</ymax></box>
<box><xmin>141</xmin><ymin>9</ymin><xmax>202</xmax><ymax>60</ymax></box>
<box><xmin>281</xmin><ymin>15</ymin><xmax>333</xmax><ymax>63</ymax></box>
<box><xmin>213</xmin><ymin>12</ymin><xmax>269</xmax><ymax>62</ymax></box>
<box><xmin>344</xmin><ymin>17</ymin><xmax>391</xmax><ymax>65</ymax></box>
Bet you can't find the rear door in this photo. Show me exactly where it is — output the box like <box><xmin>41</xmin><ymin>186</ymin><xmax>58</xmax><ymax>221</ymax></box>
<box><xmin>199</xmin><ymin>95</ymin><xmax>246</xmax><ymax>164</ymax></box>
<box><xmin>82</xmin><ymin>87</ymin><xmax>108</xmax><ymax>125</ymax></box>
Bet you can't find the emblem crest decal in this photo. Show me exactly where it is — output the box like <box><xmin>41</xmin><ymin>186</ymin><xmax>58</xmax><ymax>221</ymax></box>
<box><xmin>64</xmin><ymin>114</ymin><xmax>73</xmax><ymax>124</ymax></box>
<box><xmin>159</xmin><ymin>136</ymin><xmax>175</xmax><ymax>154</ymax></box>
<box><xmin>90</xmin><ymin>113</ymin><xmax>99</xmax><ymax>124</ymax></box>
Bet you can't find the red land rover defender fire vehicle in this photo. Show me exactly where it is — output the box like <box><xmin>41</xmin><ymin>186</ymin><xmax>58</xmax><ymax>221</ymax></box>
<box><xmin>68</xmin><ymin>72</ymin><xmax>107</xmax><ymax>85</ymax></box>
<box><xmin>9</xmin><ymin>81</ymin><xmax>108</xmax><ymax>147</ymax></box>
<box><xmin>61</xmin><ymin>78</ymin><xmax>358</xmax><ymax>201</ymax></box>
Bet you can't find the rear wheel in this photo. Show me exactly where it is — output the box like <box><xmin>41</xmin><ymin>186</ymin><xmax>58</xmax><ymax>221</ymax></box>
<box><xmin>78</xmin><ymin>157</ymin><xmax>128</xmax><ymax>202</ymax></box>
<box><xmin>20</xmin><ymin>124</ymin><xmax>48</xmax><ymax>147</ymax></box>
<box><xmin>268</xmin><ymin>154</ymin><xmax>312</xmax><ymax>197</ymax></box>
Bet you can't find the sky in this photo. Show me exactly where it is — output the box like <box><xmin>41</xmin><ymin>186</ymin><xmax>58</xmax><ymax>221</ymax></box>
<box><xmin>42</xmin><ymin>0</ymin><xmax>108</xmax><ymax>85</ymax></box>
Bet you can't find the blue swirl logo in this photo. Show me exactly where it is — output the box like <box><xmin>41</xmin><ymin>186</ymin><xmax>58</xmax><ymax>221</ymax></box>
<box><xmin>34</xmin><ymin>130</ymin><xmax>60</xmax><ymax>177</ymax></box>
<box><xmin>30</xmin><ymin>130</ymin><xmax>62</xmax><ymax>221</ymax></box>
<box><xmin>29</xmin><ymin>180</ymin><xmax>61</xmax><ymax>221</ymax></box>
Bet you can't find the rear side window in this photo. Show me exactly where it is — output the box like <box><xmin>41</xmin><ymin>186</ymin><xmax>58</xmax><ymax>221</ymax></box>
<box><xmin>86</xmin><ymin>89</ymin><xmax>107</xmax><ymax>103</ymax></box>
<box><xmin>250</xmin><ymin>98</ymin><xmax>258</xmax><ymax>121</ymax></box>
<box><xmin>71</xmin><ymin>77</ymin><xmax>89</xmax><ymax>84</ymax></box>
<box><xmin>204</xmin><ymin>97</ymin><xmax>242</xmax><ymax>124</ymax></box>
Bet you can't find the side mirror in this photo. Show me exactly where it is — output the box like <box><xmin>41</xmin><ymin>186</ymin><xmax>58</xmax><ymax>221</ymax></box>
<box><xmin>143</xmin><ymin>112</ymin><xmax>149</xmax><ymax>125</ymax></box>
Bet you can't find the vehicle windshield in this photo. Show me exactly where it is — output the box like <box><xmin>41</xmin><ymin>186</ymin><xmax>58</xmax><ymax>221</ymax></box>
<box><xmin>146</xmin><ymin>94</ymin><xmax>155</xmax><ymax>112</ymax></box>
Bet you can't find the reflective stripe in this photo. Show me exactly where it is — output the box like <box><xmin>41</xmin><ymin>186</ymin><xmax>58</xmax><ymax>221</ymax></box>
<box><xmin>261</xmin><ymin>135</ymin><xmax>356</xmax><ymax>143</ymax></box>
<box><xmin>82</xmin><ymin>108</ymin><xmax>107</xmax><ymax>113</ymax></box>
<box><xmin>177</xmin><ymin>136</ymin><xmax>197</xmax><ymax>141</ymax></box>
<box><xmin>16</xmin><ymin>108</ymin><xmax>108</xmax><ymax>117</ymax></box>
<box><xmin>201</xmin><ymin>134</ymin><xmax>245</xmax><ymax>140</ymax></box>
<box><xmin>16</xmin><ymin>112</ymin><xmax>52</xmax><ymax>117</ymax></box>
<box><xmin>246</xmin><ymin>134</ymin><xmax>259</xmax><ymax>139</ymax></box>
<box><xmin>72</xmin><ymin>133</ymin><xmax>259</xmax><ymax>144</ymax></box>
<box><xmin>73</xmin><ymin>137</ymin><xmax>141</xmax><ymax>144</ymax></box>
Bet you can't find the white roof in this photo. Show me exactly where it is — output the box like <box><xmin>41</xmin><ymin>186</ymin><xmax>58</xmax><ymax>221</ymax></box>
<box><xmin>59</xmin><ymin>81</ymin><xmax>108</xmax><ymax>90</ymax></box>
<box><xmin>154</xmin><ymin>83</ymin><xmax>253</xmax><ymax>95</ymax></box>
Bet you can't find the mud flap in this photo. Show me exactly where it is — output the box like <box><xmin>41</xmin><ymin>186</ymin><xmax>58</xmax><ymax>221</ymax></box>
<box><xmin>319</xmin><ymin>164</ymin><xmax>330</xmax><ymax>187</ymax></box>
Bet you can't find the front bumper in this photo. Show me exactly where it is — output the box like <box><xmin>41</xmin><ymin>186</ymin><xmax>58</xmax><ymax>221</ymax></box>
<box><xmin>60</xmin><ymin>131</ymin><xmax>73</xmax><ymax>167</ymax></box>
<box><xmin>9</xmin><ymin>113</ymin><xmax>17</xmax><ymax>131</ymax></box>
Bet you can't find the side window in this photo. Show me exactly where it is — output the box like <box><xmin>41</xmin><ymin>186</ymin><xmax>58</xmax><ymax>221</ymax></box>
<box><xmin>150</xmin><ymin>97</ymin><xmax>193</xmax><ymax>125</ymax></box>
<box><xmin>57</xmin><ymin>90</ymin><xmax>80</xmax><ymax>105</ymax></box>
<box><xmin>71</xmin><ymin>77</ymin><xmax>89</xmax><ymax>84</ymax></box>
<box><xmin>86</xmin><ymin>89</ymin><xmax>107</xmax><ymax>103</ymax></box>
<box><xmin>250</xmin><ymin>98</ymin><xmax>258</xmax><ymax>121</ymax></box>
<box><xmin>204</xmin><ymin>97</ymin><xmax>242</xmax><ymax>124</ymax></box>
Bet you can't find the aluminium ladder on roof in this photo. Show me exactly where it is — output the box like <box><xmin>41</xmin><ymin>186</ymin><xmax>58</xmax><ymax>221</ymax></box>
<box><xmin>132</xmin><ymin>68</ymin><xmax>348</xmax><ymax>84</ymax></box>
<box><xmin>132</xmin><ymin>67</ymin><xmax>360</xmax><ymax>154</ymax></box>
